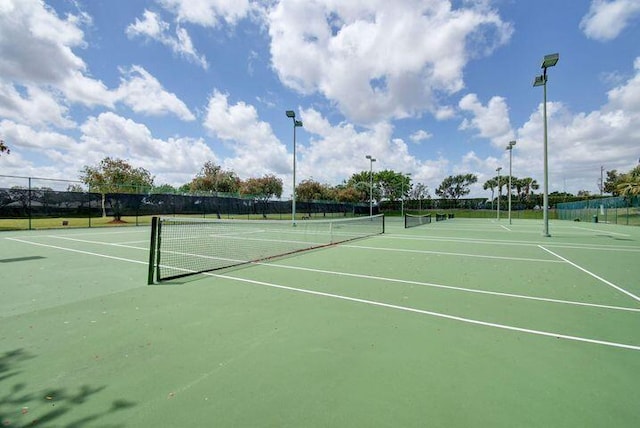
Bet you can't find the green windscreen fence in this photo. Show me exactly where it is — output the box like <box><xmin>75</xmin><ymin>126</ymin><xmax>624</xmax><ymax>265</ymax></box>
<box><xmin>556</xmin><ymin>196</ymin><xmax>639</xmax><ymax>225</ymax></box>
<box><xmin>0</xmin><ymin>187</ymin><xmax>374</xmax><ymax>229</ymax></box>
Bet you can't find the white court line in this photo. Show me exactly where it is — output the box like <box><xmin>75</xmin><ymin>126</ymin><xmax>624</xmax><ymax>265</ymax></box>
<box><xmin>384</xmin><ymin>234</ymin><xmax>640</xmax><ymax>252</ymax></box>
<box><xmin>572</xmin><ymin>226</ymin><xmax>631</xmax><ymax>237</ymax></box>
<box><xmin>6</xmin><ymin>236</ymin><xmax>640</xmax><ymax>351</ymax></box>
<box><xmin>212</xmin><ymin>273</ymin><xmax>640</xmax><ymax>352</ymax></box>
<box><xmin>538</xmin><ymin>245</ymin><xmax>640</xmax><ymax>303</ymax></box>
<box><xmin>5</xmin><ymin>237</ymin><xmax>148</xmax><ymax>265</ymax></box>
<box><xmin>264</xmin><ymin>262</ymin><xmax>640</xmax><ymax>313</ymax></box>
<box><xmin>23</xmin><ymin>235</ymin><xmax>640</xmax><ymax>313</ymax></box>
<box><xmin>500</xmin><ymin>225</ymin><xmax>511</xmax><ymax>231</ymax></box>
<box><xmin>345</xmin><ymin>244</ymin><xmax>562</xmax><ymax>263</ymax></box>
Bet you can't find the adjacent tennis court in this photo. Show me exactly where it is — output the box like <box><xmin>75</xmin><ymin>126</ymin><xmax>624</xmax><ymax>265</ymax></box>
<box><xmin>1</xmin><ymin>217</ymin><xmax>639</xmax><ymax>427</ymax></box>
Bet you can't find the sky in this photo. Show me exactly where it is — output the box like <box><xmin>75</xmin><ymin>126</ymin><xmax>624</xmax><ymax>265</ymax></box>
<box><xmin>1</xmin><ymin>0</ymin><xmax>639</xmax><ymax>198</ymax></box>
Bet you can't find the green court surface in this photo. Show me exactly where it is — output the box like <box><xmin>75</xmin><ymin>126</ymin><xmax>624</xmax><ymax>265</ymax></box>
<box><xmin>1</xmin><ymin>217</ymin><xmax>639</xmax><ymax>427</ymax></box>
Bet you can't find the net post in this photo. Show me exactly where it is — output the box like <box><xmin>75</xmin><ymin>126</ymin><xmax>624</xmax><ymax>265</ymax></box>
<box><xmin>147</xmin><ymin>216</ymin><xmax>158</xmax><ymax>284</ymax></box>
<box><xmin>155</xmin><ymin>219</ymin><xmax>163</xmax><ymax>282</ymax></box>
<box><xmin>382</xmin><ymin>214</ymin><xmax>385</xmax><ymax>234</ymax></box>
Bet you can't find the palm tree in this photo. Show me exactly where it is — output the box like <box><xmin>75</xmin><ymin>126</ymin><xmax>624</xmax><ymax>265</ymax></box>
<box><xmin>519</xmin><ymin>177</ymin><xmax>539</xmax><ymax>201</ymax></box>
<box><xmin>616</xmin><ymin>175</ymin><xmax>640</xmax><ymax>197</ymax></box>
<box><xmin>483</xmin><ymin>178</ymin><xmax>497</xmax><ymax>209</ymax></box>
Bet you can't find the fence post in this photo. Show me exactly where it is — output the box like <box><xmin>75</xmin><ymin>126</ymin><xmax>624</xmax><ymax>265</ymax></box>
<box><xmin>28</xmin><ymin>177</ymin><xmax>32</xmax><ymax>230</ymax></box>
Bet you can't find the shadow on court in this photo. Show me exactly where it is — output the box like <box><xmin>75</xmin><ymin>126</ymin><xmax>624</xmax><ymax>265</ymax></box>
<box><xmin>0</xmin><ymin>349</ymin><xmax>136</xmax><ymax>427</ymax></box>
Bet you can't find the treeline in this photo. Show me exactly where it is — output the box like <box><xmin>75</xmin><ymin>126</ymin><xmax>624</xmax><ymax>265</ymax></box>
<box><xmin>34</xmin><ymin>157</ymin><xmax>640</xmax><ymax>206</ymax></box>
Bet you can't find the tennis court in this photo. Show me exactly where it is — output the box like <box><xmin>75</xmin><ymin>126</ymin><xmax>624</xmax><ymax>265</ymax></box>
<box><xmin>1</xmin><ymin>217</ymin><xmax>639</xmax><ymax>427</ymax></box>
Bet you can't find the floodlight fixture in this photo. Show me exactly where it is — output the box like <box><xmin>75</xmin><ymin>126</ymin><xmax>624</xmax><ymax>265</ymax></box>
<box><xmin>286</xmin><ymin>110</ymin><xmax>295</xmax><ymax>118</ymax></box>
<box><xmin>541</xmin><ymin>53</ymin><xmax>559</xmax><ymax>69</ymax></box>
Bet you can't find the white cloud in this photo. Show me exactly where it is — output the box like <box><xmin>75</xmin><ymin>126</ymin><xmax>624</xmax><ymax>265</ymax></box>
<box><xmin>157</xmin><ymin>0</ymin><xmax>253</xmax><ymax>27</ymax></box>
<box><xmin>115</xmin><ymin>66</ymin><xmax>195</xmax><ymax>121</ymax></box>
<box><xmin>267</xmin><ymin>0</ymin><xmax>512</xmax><ymax>124</ymax></box>
<box><xmin>0</xmin><ymin>113</ymin><xmax>217</xmax><ymax>187</ymax></box>
<box><xmin>203</xmin><ymin>91</ymin><xmax>291</xmax><ymax>180</ymax></box>
<box><xmin>606</xmin><ymin>57</ymin><xmax>640</xmax><ymax>111</ymax></box>
<box><xmin>580</xmin><ymin>0</ymin><xmax>640</xmax><ymax>41</ymax></box>
<box><xmin>295</xmin><ymin>108</ymin><xmax>447</xmax><ymax>190</ymax></box>
<box><xmin>201</xmin><ymin>95</ymin><xmax>449</xmax><ymax>197</ymax></box>
<box><xmin>0</xmin><ymin>83</ymin><xmax>75</xmax><ymax>129</ymax></box>
<box><xmin>0</xmin><ymin>0</ymin><xmax>113</xmax><ymax>108</ymax></box>
<box><xmin>458</xmin><ymin>94</ymin><xmax>514</xmax><ymax>145</ymax></box>
<box><xmin>454</xmin><ymin>56</ymin><xmax>640</xmax><ymax>196</ymax></box>
<box><xmin>511</xmin><ymin>58</ymin><xmax>640</xmax><ymax>194</ymax></box>
<box><xmin>409</xmin><ymin>130</ymin><xmax>433</xmax><ymax>143</ymax></box>
<box><xmin>126</xmin><ymin>9</ymin><xmax>209</xmax><ymax>69</ymax></box>
<box><xmin>0</xmin><ymin>119</ymin><xmax>78</xmax><ymax>152</ymax></box>
<box><xmin>79</xmin><ymin>113</ymin><xmax>216</xmax><ymax>182</ymax></box>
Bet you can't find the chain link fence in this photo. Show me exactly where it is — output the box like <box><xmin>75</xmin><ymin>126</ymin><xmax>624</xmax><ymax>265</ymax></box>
<box><xmin>0</xmin><ymin>175</ymin><xmax>370</xmax><ymax>230</ymax></box>
<box><xmin>556</xmin><ymin>196</ymin><xmax>639</xmax><ymax>225</ymax></box>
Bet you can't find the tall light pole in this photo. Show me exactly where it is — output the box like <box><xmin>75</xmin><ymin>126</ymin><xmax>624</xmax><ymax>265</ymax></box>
<box><xmin>496</xmin><ymin>167</ymin><xmax>502</xmax><ymax>220</ymax></box>
<box><xmin>285</xmin><ymin>110</ymin><xmax>303</xmax><ymax>225</ymax></box>
<box><xmin>506</xmin><ymin>140</ymin><xmax>516</xmax><ymax>224</ymax></box>
<box><xmin>533</xmin><ymin>53</ymin><xmax>559</xmax><ymax>237</ymax></box>
<box><xmin>365</xmin><ymin>155</ymin><xmax>376</xmax><ymax>216</ymax></box>
<box><xmin>401</xmin><ymin>173</ymin><xmax>411</xmax><ymax>217</ymax></box>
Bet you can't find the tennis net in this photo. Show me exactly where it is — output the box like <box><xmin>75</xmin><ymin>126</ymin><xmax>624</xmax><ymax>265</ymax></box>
<box><xmin>404</xmin><ymin>213</ymin><xmax>432</xmax><ymax>228</ymax></box>
<box><xmin>148</xmin><ymin>214</ymin><xmax>385</xmax><ymax>283</ymax></box>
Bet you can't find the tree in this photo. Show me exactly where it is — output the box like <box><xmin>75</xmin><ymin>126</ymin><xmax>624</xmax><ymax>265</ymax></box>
<box><xmin>603</xmin><ymin>169</ymin><xmax>620</xmax><ymax>195</ymax></box>
<box><xmin>333</xmin><ymin>185</ymin><xmax>361</xmax><ymax>203</ymax></box>
<box><xmin>152</xmin><ymin>184</ymin><xmax>178</xmax><ymax>194</ymax></box>
<box><xmin>409</xmin><ymin>183</ymin><xmax>430</xmax><ymax>212</ymax></box>
<box><xmin>375</xmin><ymin>170</ymin><xmax>411</xmax><ymax>202</ymax></box>
<box><xmin>435</xmin><ymin>174</ymin><xmax>477</xmax><ymax>205</ymax></box>
<box><xmin>483</xmin><ymin>177</ymin><xmax>497</xmax><ymax>207</ymax></box>
<box><xmin>296</xmin><ymin>179</ymin><xmax>332</xmax><ymax>201</ymax></box>
<box><xmin>616</xmin><ymin>165</ymin><xmax>640</xmax><ymax>198</ymax></box>
<box><xmin>516</xmin><ymin>177</ymin><xmax>539</xmax><ymax>201</ymax></box>
<box><xmin>239</xmin><ymin>174</ymin><xmax>283</xmax><ymax>205</ymax></box>
<box><xmin>80</xmin><ymin>157</ymin><xmax>154</xmax><ymax>220</ymax></box>
<box><xmin>189</xmin><ymin>161</ymin><xmax>240</xmax><ymax>194</ymax></box>
<box><xmin>347</xmin><ymin>171</ymin><xmax>380</xmax><ymax>203</ymax></box>
<box><xmin>67</xmin><ymin>184</ymin><xmax>84</xmax><ymax>192</ymax></box>
<box><xmin>0</xmin><ymin>139</ymin><xmax>9</xmax><ymax>156</ymax></box>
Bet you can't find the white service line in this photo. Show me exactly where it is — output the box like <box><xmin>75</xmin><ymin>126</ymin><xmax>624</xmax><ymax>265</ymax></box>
<box><xmin>264</xmin><ymin>262</ymin><xmax>640</xmax><ymax>313</ymax></box>
<box><xmin>212</xmin><ymin>273</ymin><xmax>640</xmax><ymax>352</ymax></box>
<box><xmin>345</xmin><ymin>244</ymin><xmax>562</xmax><ymax>263</ymax></box>
<box><xmin>383</xmin><ymin>234</ymin><xmax>640</xmax><ymax>252</ymax></box>
<box><xmin>573</xmin><ymin>226</ymin><xmax>630</xmax><ymax>237</ymax></box>
<box><xmin>5</xmin><ymin>237</ymin><xmax>148</xmax><ymax>265</ymax></box>
<box><xmin>539</xmin><ymin>245</ymin><xmax>640</xmax><ymax>303</ymax></box>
